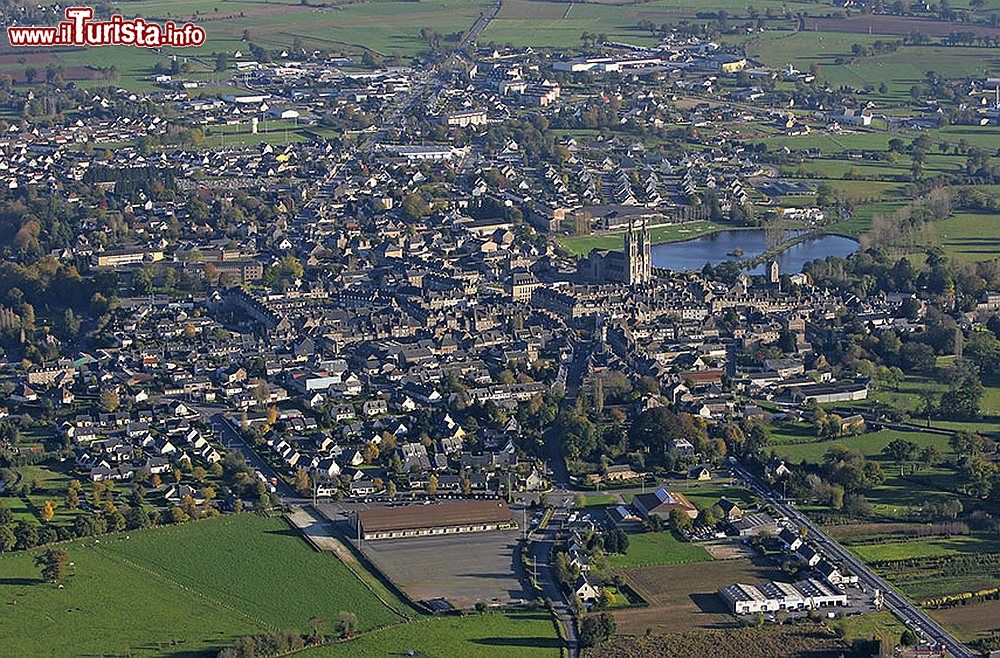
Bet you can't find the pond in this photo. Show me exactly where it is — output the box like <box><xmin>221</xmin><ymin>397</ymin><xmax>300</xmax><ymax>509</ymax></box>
<box><xmin>650</xmin><ymin>229</ymin><xmax>859</xmax><ymax>274</ymax></box>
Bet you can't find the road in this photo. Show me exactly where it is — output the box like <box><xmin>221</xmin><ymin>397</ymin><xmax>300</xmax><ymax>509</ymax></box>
<box><xmin>458</xmin><ymin>0</ymin><xmax>501</xmax><ymax>51</ymax></box>
<box><xmin>527</xmin><ymin>504</ymin><xmax>579</xmax><ymax>657</ymax></box>
<box><xmin>731</xmin><ymin>462</ymin><xmax>974</xmax><ymax>658</ymax></box>
<box><xmin>528</xmin><ymin>339</ymin><xmax>594</xmax><ymax>658</ymax></box>
<box><xmin>171</xmin><ymin>397</ymin><xmax>299</xmax><ymax>500</ymax></box>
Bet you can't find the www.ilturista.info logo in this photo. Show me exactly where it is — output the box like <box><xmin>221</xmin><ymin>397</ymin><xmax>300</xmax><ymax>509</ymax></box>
<box><xmin>7</xmin><ymin>7</ymin><xmax>206</xmax><ymax>48</ymax></box>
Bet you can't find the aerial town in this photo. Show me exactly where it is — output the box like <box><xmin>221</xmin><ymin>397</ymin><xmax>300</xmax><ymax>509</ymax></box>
<box><xmin>0</xmin><ymin>1</ymin><xmax>999</xmax><ymax>657</ymax></box>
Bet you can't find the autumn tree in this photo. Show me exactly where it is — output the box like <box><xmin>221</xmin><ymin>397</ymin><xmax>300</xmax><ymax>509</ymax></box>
<box><xmin>34</xmin><ymin>548</ymin><xmax>68</xmax><ymax>583</ymax></box>
<box><xmin>65</xmin><ymin>481</ymin><xmax>80</xmax><ymax>510</ymax></box>
<box><xmin>294</xmin><ymin>467</ymin><xmax>311</xmax><ymax>495</ymax></box>
<box><xmin>335</xmin><ymin>611</ymin><xmax>357</xmax><ymax>638</ymax></box>
<box><xmin>99</xmin><ymin>390</ymin><xmax>120</xmax><ymax>412</ymax></box>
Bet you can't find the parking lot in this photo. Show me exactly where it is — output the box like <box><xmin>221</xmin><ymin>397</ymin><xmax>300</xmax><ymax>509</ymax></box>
<box><xmin>316</xmin><ymin>500</ymin><xmax>531</xmax><ymax>610</ymax></box>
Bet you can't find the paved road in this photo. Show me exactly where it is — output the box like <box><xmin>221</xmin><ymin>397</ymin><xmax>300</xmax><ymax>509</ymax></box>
<box><xmin>731</xmin><ymin>462</ymin><xmax>974</xmax><ymax>658</ymax></box>
<box><xmin>527</xmin><ymin>506</ymin><xmax>579</xmax><ymax>657</ymax></box>
<box><xmin>458</xmin><ymin>0</ymin><xmax>501</xmax><ymax>51</ymax></box>
<box><xmin>530</xmin><ymin>339</ymin><xmax>594</xmax><ymax>658</ymax></box>
<box><xmin>211</xmin><ymin>412</ymin><xmax>298</xmax><ymax>499</ymax></box>
<box><xmin>172</xmin><ymin>397</ymin><xmax>299</xmax><ymax>500</ymax></box>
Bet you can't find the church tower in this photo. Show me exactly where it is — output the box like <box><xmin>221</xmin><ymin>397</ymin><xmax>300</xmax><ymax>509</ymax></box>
<box><xmin>625</xmin><ymin>217</ymin><xmax>651</xmax><ymax>286</ymax></box>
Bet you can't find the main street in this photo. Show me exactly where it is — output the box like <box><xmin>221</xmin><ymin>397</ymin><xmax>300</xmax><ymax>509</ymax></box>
<box><xmin>530</xmin><ymin>339</ymin><xmax>594</xmax><ymax>658</ymax></box>
<box><xmin>732</xmin><ymin>462</ymin><xmax>974</xmax><ymax>658</ymax></box>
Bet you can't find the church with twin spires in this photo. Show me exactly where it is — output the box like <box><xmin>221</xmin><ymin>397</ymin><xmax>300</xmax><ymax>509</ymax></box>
<box><xmin>579</xmin><ymin>216</ymin><xmax>653</xmax><ymax>286</ymax></box>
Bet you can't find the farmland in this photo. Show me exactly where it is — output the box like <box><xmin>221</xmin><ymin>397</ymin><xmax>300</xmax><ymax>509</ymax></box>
<box><xmin>739</xmin><ymin>30</ymin><xmax>999</xmax><ymax>103</ymax></box>
<box><xmin>821</xmin><ymin>518</ymin><xmax>1000</xmax><ymax>645</ymax></box>
<box><xmin>932</xmin><ymin>212</ymin><xmax>1000</xmax><ymax>262</ymax></box>
<box><xmin>586</xmin><ymin>625</ymin><xmax>876</xmax><ymax>658</ymax></box>
<box><xmin>0</xmin><ymin>514</ymin><xmax>404</xmax><ymax>657</ymax></box>
<box><xmin>302</xmin><ymin>610</ymin><xmax>561</xmax><ymax>658</ymax></box>
<box><xmin>850</xmin><ymin>532</ymin><xmax>1000</xmax><ymax>563</ymax></box>
<box><xmin>0</xmin><ymin>0</ymin><xmax>494</xmax><ymax>90</ymax></box>
<box><xmin>111</xmin><ymin>0</ymin><xmax>493</xmax><ymax>56</ymax></box>
<box><xmin>934</xmin><ymin>600</ymin><xmax>1000</xmax><ymax>647</ymax></box>
<box><xmin>869</xmin><ymin>375</ymin><xmax>1000</xmax><ymax>435</ymax></box>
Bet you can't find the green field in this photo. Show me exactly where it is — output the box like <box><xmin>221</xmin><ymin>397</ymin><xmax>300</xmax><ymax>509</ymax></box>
<box><xmin>0</xmin><ymin>514</ymin><xmax>403</xmax><ymax>657</ymax></box>
<box><xmin>871</xmin><ymin>376</ymin><xmax>1000</xmax><ymax>435</ymax></box>
<box><xmin>0</xmin><ymin>459</ymin><xmax>80</xmax><ymax>526</ymax></box>
<box><xmin>581</xmin><ymin>493</ymin><xmax>618</xmax><ymax>507</ymax></box>
<box><xmin>847</xmin><ymin>528</ymin><xmax>1000</xmax><ymax>602</ymax></box>
<box><xmin>558</xmin><ymin>221</ymin><xmax>731</xmax><ymax>256</ymax></box>
<box><xmin>851</xmin><ymin>532</ymin><xmax>1000</xmax><ymax>563</ymax></box>
<box><xmin>302</xmin><ymin>610</ymin><xmax>561</xmax><ymax>658</ymax></box>
<box><xmin>678</xmin><ymin>485</ymin><xmax>755</xmax><ymax>511</ymax></box>
<box><xmin>834</xmin><ymin>610</ymin><xmax>905</xmax><ymax>643</ymax></box>
<box><xmin>607</xmin><ymin>530</ymin><xmax>711</xmax><ymax>569</ymax></box>
<box><xmin>770</xmin><ymin>427</ymin><xmax>962</xmax><ymax>518</ymax></box>
<box><xmin>931</xmin><ymin>125</ymin><xmax>1000</xmax><ymax>151</ymax></box>
<box><xmin>931</xmin><ymin>212</ymin><xmax>1000</xmax><ymax>262</ymax></box>
<box><xmin>741</xmin><ymin>31</ymin><xmax>998</xmax><ymax>103</ymax></box>
<box><xmin>828</xmin><ymin>201</ymin><xmax>907</xmax><ymax>238</ymax></box>
<box><xmin>769</xmin><ymin>428</ymin><xmax>952</xmax><ymax>464</ymax></box>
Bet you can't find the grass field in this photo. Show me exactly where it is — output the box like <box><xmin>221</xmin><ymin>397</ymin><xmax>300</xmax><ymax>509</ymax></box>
<box><xmin>931</xmin><ymin>212</ymin><xmax>1000</xmax><ymax>262</ymax></box>
<box><xmin>607</xmin><ymin>530</ymin><xmax>711</xmax><ymax>569</ymax></box>
<box><xmin>0</xmin><ymin>536</ymin><xmax>252</xmax><ymax>657</ymax></box>
<box><xmin>828</xmin><ymin>201</ymin><xmax>907</xmax><ymax>238</ymax></box>
<box><xmin>581</xmin><ymin>493</ymin><xmax>618</xmax><ymax>507</ymax></box>
<box><xmin>679</xmin><ymin>485</ymin><xmax>755</xmax><ymax>511</ymax></box>
<box><xmin>851</xmin><ymin>532</ymin><xmax>1000</xmax><ymax>563</ymax></box>
<box><xmin>0</xmin><ymin>514</ymin><xmax>403</xmax><ymax>657</ymax></box>
<box><xmin>0</xmin><ymin>459</ymin><xmax>80</xmax><ymax>526</ymax></box>
<box><xmin>741</xmin><ymin>31</ymin><xmax>999</xmax><ymax>103</ymax></box>
<box><xmin>833</xmin><ymin>610</ymin><xmax>905</xmax><ymax>642</ymax></box>
<box><xmin>557</xmin><ymin>221</ymin><xmax>731</xmax><ymax>255</ymax></box>
<box><xmin>871</xmin><ymin>375</ymin><xmax>1000</xmax><ymax>435</ymax></box>
<box><xmin>931</xmin><ymin>125</ymin><xmax>1000</xmax><ymax>151</ymax></box>
<box><xmin>302</xmin><ymin>610</ymin><xmax>561</xmax><ymax>658</ymax></box>
<box><xmin>769</xmin><ymin>428</ymin><xmax>952</xmax><ymax>464</ymax></box>
<box><xmin>769</xmin><ymin>426</ymin><xmax>965</xmax><ymax>518</ymax></box>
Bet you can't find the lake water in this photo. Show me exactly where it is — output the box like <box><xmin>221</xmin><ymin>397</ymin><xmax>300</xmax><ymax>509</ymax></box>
<box><xmin>650</xmin><ymin>229</ymin><xmax>859</xmax><ymax>274</ymax></box>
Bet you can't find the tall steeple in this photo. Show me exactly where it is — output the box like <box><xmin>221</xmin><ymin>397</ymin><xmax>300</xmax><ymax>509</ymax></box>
<box><xmin>624</xmin><ymin>217</ymin><xmax>651</xmax><ymax>286</ymax></box>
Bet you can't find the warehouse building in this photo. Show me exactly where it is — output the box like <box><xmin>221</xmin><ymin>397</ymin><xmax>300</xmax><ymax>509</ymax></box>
<box><xmin>718</xmin><ymin>578</ymin><xmax>847</xmax><ymax>615</ymax></box>
<box><xmin>356</xmin><ymin>499</ymin><xmax>515</xmax><ymax>541</ymax></box>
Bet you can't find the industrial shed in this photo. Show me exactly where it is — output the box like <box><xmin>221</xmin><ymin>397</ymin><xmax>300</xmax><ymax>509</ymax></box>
<box><xmin>356</xmin><ymin>499</ymin><xmax>515</xmax><ymax>541</ymax></box>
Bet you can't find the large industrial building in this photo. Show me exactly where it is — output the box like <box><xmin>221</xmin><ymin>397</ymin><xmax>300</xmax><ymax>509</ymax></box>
<box><xmin>355</xmin><ymin>499</ymin><xmax>515</xmax><ymax>541</ymax></box>
<box><xmin>718</xmin><ymin>578</ymin><xmax>848</xmax><ymax>615</ymax></box>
